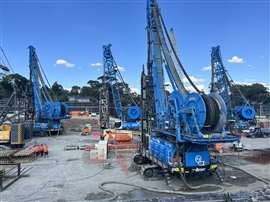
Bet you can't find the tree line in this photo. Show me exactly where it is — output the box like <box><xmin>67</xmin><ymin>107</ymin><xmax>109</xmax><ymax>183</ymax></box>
<box><xmin>0</xmin><ymin>74</ymin><xmax>140</xmax><ymax>106</ymax></box>
<box><xmin>0</xmin><ymin>73</ymin><xmax>269</xmax><ymax>106</ymax></box>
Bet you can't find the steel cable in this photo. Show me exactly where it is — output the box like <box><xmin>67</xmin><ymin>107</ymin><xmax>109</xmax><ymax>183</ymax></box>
<box><xmin>158</xmin><ymin>10</ymin><xmax>203</xmax><ymax>94</ymax></box>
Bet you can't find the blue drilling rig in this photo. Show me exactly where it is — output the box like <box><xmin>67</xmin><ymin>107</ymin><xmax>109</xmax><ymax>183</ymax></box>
<box><xmin>29</xmin><ymin>46</ymin><xmax>69</xmax><ymax>135</ymax></box>
<box><xmin>99</xmin><ymin>44</ymin><xmax>141</xmax><ymax>130</ymax></box>
<box><xmin>134</xmin><ymin>0</ymin><xmax>239</xmax><ymax>178</ymax></box>
<box><xmin>210</xmin><ymin>46</ymin><xmax>256</xmax><ymax>129</ymax></box>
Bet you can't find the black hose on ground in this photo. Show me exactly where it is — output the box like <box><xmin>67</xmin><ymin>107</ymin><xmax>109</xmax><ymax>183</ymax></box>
<box><xmin>178</xmin><ymin>172</ymin><xmax>224</xmax><ymax>191</ymax></box>
<box><xmin>99</xmin><ymin>180</ymin><xmax>225</xmax><ymax>201</ymax></box>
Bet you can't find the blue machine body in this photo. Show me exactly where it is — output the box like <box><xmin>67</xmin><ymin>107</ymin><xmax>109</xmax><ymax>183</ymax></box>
<box><xmin>141</xmin><ymin>0</ymin><xmax>239</xmax><ymax>171</ymax></box>
<box><xmin>127</xmin><ymin>106</ymin><xmax>141</xmax><ymax>120</ymax></box>
<box><xmin>121</xmin><ymin>121</ymin><xmax>141</xmax><ymax>130</ymax></box>
<box><xmin>210</xmin><ymin>46</ymin><xmax>256</xmax><ymax>126</ymax></box>
<box><xmin>149</xmin><ymin>137</ymin><xmax>177</xmax><ymax>166</ymax></box>
<box><xmin>29</xmin><ymin>46</ymin><xmax>69</xmax><ymax>133</ymax></box>
<box><xmin>41</xmin><ymin>101</ymin><xmax>69</xmax><ymax>120</ymax></box>
<box><xmin>184</xmin><ymin>151</ymin><xmax>210</xmax><ymax>168</ymax></box>
<box><xmin>234</xmin><ymin>105</ymin><xmax>256</xmax><ymax>120</ymax></box>
<box><xmin>102</xmin><ymin>45</ymin><xmax>141</xmax><ymax>130</ymax></box>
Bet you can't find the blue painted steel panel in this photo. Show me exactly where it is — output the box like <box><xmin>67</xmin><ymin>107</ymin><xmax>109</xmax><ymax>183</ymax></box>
<box><xmin>42</xmin><ymin>101</ymin><xmax>69</xmax><ymax>120</ymax></box>
<box><xmin>235</xmin><ymin>105</ymin><xmax>256</xmax><ymax>120</ymax></box>
<box><xmin>121</xmin><ymin>121</ymin><xmax>141</xmax><ymax>130</ymax></box>
<box><xmin>127</xmin><ymin>106</ymin><xmax>141</xmax><ymax>120</ymax></box>
<box><xmin>149</xmin><ymin>137</ymin><xmax>176</xmax><ymax>165</ymax></box>
<box><xmin>184</xmin><ymin>92</ymin><xmax>207</xmax><ymax>130</ymax></box>
<box><xmin>34</xmin><ymin>122</ymin><xmax>49</xmax><ymax>130</ymax></box>
<box><xmin>185</xmin><ymin>151</ymin><xmax>210</xmax><ymax>167</ymax></box>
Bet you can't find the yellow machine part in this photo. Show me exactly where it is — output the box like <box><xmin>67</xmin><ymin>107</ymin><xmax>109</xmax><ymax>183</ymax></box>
<box><xmin>1</xmin><ymin>124</ymin><xmax>12</xmax><ymax>131</ymax></box>
<box><xmin>0</xmin><ymin>124</ymin><xmax>11</xmax><ymax>143</ymax></box>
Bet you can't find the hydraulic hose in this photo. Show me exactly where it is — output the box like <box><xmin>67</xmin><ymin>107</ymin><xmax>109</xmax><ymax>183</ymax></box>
<box><xmin>99</xmin><ymin>180</ymin><xmax>225</xmax><ymax>201</ymax></box>
<box><xmin>178</xmin><ymin>172</ymin><xmax>224</xmax><ymax>191</ymax></box>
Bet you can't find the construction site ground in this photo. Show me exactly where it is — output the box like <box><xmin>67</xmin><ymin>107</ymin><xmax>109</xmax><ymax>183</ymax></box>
<box><xmin>0</xmin><ymin>117</ymin><xmax>269</xmax><ymax>202</ymax></box>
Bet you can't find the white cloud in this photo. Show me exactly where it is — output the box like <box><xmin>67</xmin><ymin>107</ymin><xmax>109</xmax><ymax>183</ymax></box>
<box><xmin>130</xmin><ymin>87</ymin><xmax>140</xmax><ymax>94</ymax></box>
<box><xmin>90</xmin><ymin>62</ymin><xmax>102</xmax><ymax>67</ymax></box>
<box><xmin>55</xmin><ymin>59</ymin><xmax>75</xmax><ymax>68</ymax></box>
<box><xmin>117</xmin><ymin>66</ymin><xmax>125</xmax><ymax>72</ymax></box>
<box><xmin>182</xmin><ymin>76</ymin><xmax>207</xmax><ymax>92</ymax></box>
<box><xmin>201</xmin><ymin>65</ymin><xmax>211</xmax><ymax>71</ymax></box>
<box><xmin>228</xmin><ymin>56</ymin><xmax>244</xmax><ymax>64</ymax></box>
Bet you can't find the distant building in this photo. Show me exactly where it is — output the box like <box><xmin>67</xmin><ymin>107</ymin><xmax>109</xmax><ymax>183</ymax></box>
<box><xmin>67</xmin><ymin>96</ymin><xmax>98</xmax><ymax>112</ymax></box>
<box><xmin>68</xmin><ymin>96</ymin><xmax>90</xmax><ymax>103</ymax></box>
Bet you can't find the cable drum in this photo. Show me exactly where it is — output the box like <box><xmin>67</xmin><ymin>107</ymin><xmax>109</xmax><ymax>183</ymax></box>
<box><xmin>184</xmin><ymin>93</ymin><xmax>226</xmax><ymax>133</ymax></box>
<box><xmin>184</xmin><ymin>93</ymin><xmax>207</xmax><ymax>130</ymax></box>
<box><xmin>201</xmin><ymin>94</ymin><xmax>220</xmax><ymax>132</ymax></box>
<box><xmin>235</xmin><ymin>105</ymin><xmax>256</xmax><ymax>120</ymax></box>
<box><xmin>207</xmin><ymin>93</ymin><xmax>227</xmax><ymax>132</ymax></box>
<box><xmin>42</xmin><ymin>102</ymin><xmax>68</xmax><ymax>120</ymax></box>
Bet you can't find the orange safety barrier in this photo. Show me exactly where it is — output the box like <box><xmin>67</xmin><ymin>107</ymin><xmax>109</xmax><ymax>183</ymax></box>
<box><xmin>30</xmin><ymin>144</ymin><xmax>49</xmax><ymax>156</ymax></box>
<box><xmin>70</xmin><ymin>111</ymin><xmax>90</xmax><ymax>117</ymax></box>
<box><xmin>115</xmin><ymin>133</ymin><xmax>132</xmax><ymax>143</ymax></box>
<box><xmin>105</xmin><ymin>131</ymin><xmax>132</xmax><ymax>142</ymax></box>
<box><xmin>70</xmin><ymin>111</ymin><xmax>81</xmax><ymax>116</ymax></box>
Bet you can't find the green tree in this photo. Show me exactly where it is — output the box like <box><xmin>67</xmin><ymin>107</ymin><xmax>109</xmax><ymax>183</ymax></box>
<box><xmin>87</xmin><ymin>80</ymin><xmax>102</xmax><ymax>89</ymax></box>
<box><xmin>0</xmin><ymin>73</ymin><xmax>30</xmax><ymax>99</ymax></box>
<box><xmin>70</xmin><ymin>85</ymin><xmax>81</xmax><ymax>96</ymax></box>
<box><xmin>51</xmin><ymin>82</ymin><xmax>69</xmax><ymax>101</ymax></box>
<box><xmin>80</xmin><ymin>86</ymin><xmax>91</xmax><ymax>97</ymax></box>
<box><xmin>231</xmin><ymin>83</ymin><xmax>270</xmax><ymax>105</ymax></box>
